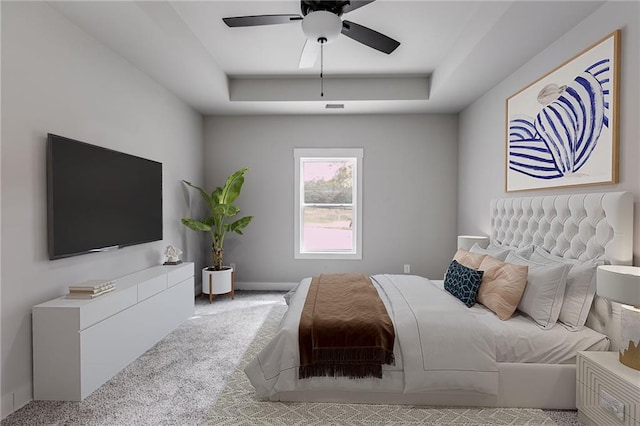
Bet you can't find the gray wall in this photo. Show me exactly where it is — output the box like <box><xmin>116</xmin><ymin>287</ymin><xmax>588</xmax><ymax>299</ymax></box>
<box><xmin>1</xmin><ymin>2</ymin><xmax>205</xmax><ymax>417</ymax></box>
<box><xmin>204</xmin><ymin>114</ymin><xmax>458</xmax><ymax>286</ymax></box>
<box><xmin>458</xmin><ymin>1</ymin><xmax>640</xmax><ymax>264</ymax></box>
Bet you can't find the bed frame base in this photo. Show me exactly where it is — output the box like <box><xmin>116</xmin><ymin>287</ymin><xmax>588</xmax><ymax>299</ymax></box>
<box><xmin>277</xmin><ymin>363</ymin><xmax>577</xmax><ymax>409</ymax></box>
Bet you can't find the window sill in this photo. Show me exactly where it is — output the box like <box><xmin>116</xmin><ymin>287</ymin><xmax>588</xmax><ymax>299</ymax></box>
<box><xmin>295</xmin><ymin>252</ymin><xmax>362</xmax><ymax>260</ymax></box>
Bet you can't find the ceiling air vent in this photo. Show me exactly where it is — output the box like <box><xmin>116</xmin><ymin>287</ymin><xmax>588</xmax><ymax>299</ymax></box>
<box><xmin>325</xmin><ymin>103</ymin><xmax>344</xmax><ymax>109</ymax></box>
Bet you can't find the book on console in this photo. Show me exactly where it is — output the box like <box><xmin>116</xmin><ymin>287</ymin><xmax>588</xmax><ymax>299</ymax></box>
<box><xmin>66</xmin><ymin>287</ymin><xmax>115</xmax><ymax>299</ymax></box>
<box><xmin>68</xmin><ymin>285</ymin><xmax>115</xmax><ymax>294</ymax></box>
<box><xmin>68</xmin><ymin>280</ymin><xmax>114</xmax><ymax>291</ymax></box>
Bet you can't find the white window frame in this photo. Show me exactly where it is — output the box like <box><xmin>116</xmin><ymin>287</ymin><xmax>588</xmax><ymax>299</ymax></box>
<box><xmin>294</xmin><ymin>148</ymin><xmax>363</xmax><ymax>260</ymax></box>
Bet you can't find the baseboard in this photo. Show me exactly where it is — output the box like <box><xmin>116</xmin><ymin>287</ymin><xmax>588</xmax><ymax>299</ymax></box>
<box><xmin>235</xmin><ymin>281</ymin><xmax>298</xmax><ymax>291</ymax></box>
<box><xmin>1</xmin><ymin>382</ymin><xmax>32</xmax><ymax>420</ymax></box>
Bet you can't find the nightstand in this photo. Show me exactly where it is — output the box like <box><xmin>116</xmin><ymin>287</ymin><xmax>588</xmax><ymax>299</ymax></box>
<box><xmin>577</xmin><ymin>351</ymin><xmax>640</xmax><ymax>425</ymax></box>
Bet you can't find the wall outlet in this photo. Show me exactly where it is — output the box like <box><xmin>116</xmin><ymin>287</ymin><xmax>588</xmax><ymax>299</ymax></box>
<box><xmin>403</xmin><ymin>264</ymin><xmax>410</xmax><ymax>274</ymax></box>
<box><xmin>599</xmin><ymin>389</ymin><xmax>624</xmax><ymax>421</ymax></box>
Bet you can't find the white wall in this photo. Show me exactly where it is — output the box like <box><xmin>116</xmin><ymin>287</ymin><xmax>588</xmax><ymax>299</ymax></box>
<box><xmin>458</xmin><ymin>1</ymin><xmax>640</xmax><ymax>264</ymax></box>
<box><xmin>204</xmin><ymin>114</ymin><xmax>458</xmax><ymax>286</ymax></box>
<box><xmin>0</xmin><ymin>2</ymin><xmax>205</xmax><ymax>418</ymax></box>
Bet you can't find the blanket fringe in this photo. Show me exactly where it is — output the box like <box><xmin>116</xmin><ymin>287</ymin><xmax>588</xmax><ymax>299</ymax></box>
<box><xmin>299</xmin><ymin>363</ymin><xmax>385</xmax><ymax>379</ymax></box>
<box><xmin>312</xmin><ymin>347</ymin><xmax>395</xmax><ymax>365</ymax></box>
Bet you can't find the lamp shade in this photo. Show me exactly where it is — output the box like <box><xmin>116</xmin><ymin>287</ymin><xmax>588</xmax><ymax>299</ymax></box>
<box><xmin>596</xmin><ymin>265</ymin><xmax>640</xmax><ymax>306</ymax></box>
<box><xmin>596</xmin><ymin>265</ymin><xmax>640</xmax><ymax>370</ymax></box>
<box><xmin>457</xmin><ymin>235</ymin><xmax>489</xmax><ymax>251</ymax></box>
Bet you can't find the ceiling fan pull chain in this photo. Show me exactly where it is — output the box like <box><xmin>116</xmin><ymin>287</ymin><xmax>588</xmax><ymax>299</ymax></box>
<box><xmin>319</xmin><ymin>37</ymin><xmax>326</xmax><ymax>97</ymax></box>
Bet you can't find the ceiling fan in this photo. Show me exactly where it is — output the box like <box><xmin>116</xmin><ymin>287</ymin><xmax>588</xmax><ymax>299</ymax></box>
<box><xmin>223</xmin><ymin>0</ymin><xmax>400</xmax><ymax>68</ymax></box>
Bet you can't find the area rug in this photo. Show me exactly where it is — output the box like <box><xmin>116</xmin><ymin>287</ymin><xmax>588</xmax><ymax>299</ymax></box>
<box><xmin>207</xmin><ymin>305</ymin><xmax>580</xmax><ymax>426</ymax></box>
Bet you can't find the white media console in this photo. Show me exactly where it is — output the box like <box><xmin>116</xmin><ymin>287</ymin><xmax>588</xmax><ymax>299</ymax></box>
<box><xmin>32</xmin><ymin>262</ymin><xmax>195</xmax><ymax>401</ymax></box>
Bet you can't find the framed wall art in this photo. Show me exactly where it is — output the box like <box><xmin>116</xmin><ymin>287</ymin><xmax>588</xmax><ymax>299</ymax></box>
<box><xmin>505</xmin><ymin>30</ymin><xmax>620</xmax><ymax>192</ymax></box>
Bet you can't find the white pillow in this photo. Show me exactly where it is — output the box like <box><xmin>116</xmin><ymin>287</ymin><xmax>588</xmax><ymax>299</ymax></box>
<box><xmin>529</xmin><ymin>247</ymin><xmax>603</xmax><ymax>331</ymax></box>
<box><xmin>471</xmin><ymin>243</ymin><xmax>534</xmax><ymax>261</ymax></box>
<box><xmin>505</xmin><ymin>251</ymin><xmax>571</xmax><ymax>329</ymax></box>
<box><xmin>470</xmin><ymin>244</ymin><xmax>510</xmax><ymax>260</ymax></box>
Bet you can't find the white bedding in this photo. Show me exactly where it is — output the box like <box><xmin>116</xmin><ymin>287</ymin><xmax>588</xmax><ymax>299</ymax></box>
<box><xmin>430</xmin><ymin>280</ymin><xmax>609</xmax><ymax>363</ymax></box>
<box><xmin>245</xmin><ymin>274</ymin><xmax>609</xmax><ymax>400</ymax></box>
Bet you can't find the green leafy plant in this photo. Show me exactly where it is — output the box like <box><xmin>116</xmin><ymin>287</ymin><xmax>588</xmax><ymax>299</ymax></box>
<box><xmin>182</xmin><ymin>168</ymin><xmax>253</xmax><ymax>271</ymax></box>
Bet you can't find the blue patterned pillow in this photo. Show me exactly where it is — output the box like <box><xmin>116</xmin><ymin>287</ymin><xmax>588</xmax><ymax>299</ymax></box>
<box><xmin>444</xmin><ymin>260</ymin><xmax>484</xmax><ymax>308</ymax></box>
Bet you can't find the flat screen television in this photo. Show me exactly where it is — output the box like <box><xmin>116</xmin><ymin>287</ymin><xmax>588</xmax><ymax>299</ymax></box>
<box><xmin>47</xmin><ymin>133</ymin><xmax>163</xmax><ymax>260</ymax></box>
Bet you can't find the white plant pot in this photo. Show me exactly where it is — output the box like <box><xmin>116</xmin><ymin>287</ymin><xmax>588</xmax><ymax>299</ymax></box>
<box><xmin>202</xmin><ymin>266</ymin><xmax>234</xmax><ymax>295</ymax></box>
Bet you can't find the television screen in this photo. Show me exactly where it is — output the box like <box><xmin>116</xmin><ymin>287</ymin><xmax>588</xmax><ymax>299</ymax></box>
<box><xmin>47</xmin><ymin>134</ymin><xmax>163</xmax><ymax>260</ymax></box>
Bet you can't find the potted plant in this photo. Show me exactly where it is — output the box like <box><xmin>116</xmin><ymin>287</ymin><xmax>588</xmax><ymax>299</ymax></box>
<box><xmin>182</xmin><ymin>168</ymin><xmax>253</xmax><ymax>301</ymax></box>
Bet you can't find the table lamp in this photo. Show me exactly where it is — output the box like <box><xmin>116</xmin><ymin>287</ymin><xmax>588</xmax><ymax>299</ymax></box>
<box><xmin>457</xmin><ymin>235</ymin><xmax>490</xmax><ymax>251</ymax></box>
<box><xmin>596</xmin><ymin>265</ymin><xmax>640</xmax><ymax>370</ymax></box>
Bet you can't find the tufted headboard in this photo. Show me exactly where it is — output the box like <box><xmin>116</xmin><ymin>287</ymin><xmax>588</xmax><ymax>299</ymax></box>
<box><xmin>490</xmin><ymin>191</ymin><xmax>634</xmax><ymax>350</ymax></box>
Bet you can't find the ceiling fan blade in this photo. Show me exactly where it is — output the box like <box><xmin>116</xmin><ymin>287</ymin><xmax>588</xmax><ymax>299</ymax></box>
<box><xmin>341</xmin><ymin>20</ymin><xmax>400</xmax><ymax>54</ymax></box>
<box><xmin>342</xmin><ymin>1</ymin><xmax>376</xmax><ymax>14</ymax></box>
<box><xmin>299</xmin><ymin>40</ymin><xmax>320</xmax><ymax>68</ymax></box>
<box><xmin>223</xmin><ymin>14</ymin><xmax>302</xmax><ymax>27</ymax></box>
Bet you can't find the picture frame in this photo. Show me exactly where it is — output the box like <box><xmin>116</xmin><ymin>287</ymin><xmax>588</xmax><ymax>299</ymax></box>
<box><xmin>505</xmin><ymin>30</ymin><xmax>620</xmax><ymax>192</ymax></box>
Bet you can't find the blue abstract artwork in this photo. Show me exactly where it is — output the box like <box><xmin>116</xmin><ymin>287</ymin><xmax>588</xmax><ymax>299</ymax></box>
<box><xmin>509</xmin><ymin>61</ymin><xmax>609</xmax><ymax>179</ymax></box>
<box><xmin>506</xmin><ymin>31</ymin><xmax>619</xmax><ymax>192</ymax></box>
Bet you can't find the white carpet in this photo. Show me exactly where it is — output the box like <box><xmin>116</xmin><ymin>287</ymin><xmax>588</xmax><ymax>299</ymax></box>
<box><xmin>1</xmin><ymin>292</ymin><xmax>285</xmax><ymax>426</ymax></box>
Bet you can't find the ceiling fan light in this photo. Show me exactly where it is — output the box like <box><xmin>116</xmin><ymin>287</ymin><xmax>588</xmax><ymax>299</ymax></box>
<box><xmin>302</xmin><ymin>11</ymin><xmax>342</xmax><ymax>44</ymax></box>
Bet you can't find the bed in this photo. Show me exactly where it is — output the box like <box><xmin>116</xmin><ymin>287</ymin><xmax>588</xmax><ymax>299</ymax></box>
<box><xmin>245</xmin><ymin>191</ymin><xmax>634</xmax><ymax>409</ymax></box>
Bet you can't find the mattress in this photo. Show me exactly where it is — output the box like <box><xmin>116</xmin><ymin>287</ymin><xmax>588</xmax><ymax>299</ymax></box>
<box><xmin>246</xmin><ymin>274</ymin><xmax>609</xmax><ymax>400</ymax></box>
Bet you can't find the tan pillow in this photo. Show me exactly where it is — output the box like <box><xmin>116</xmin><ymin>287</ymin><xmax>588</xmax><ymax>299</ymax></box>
<box><xmin>453</xmin><ymin>248</ymin><xmax>486</xmax><ymax>269</ymax></box>
<box><xmin>477</xmin><ymin>256</ymin><xmax>528</xmax><ymax>320</ymax></box>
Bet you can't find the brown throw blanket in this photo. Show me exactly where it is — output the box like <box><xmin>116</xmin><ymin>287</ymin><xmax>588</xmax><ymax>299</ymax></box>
<box><xmin>299</xmin><ymin>273</ymin><xmax>395</xmax><ymax>379</ymax></box>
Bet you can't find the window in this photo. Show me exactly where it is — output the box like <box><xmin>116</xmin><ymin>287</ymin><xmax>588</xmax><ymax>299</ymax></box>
<box><xmin>294</xmin><ymin>148</ymin><xmax>363</xmax><ymax>259</ymax></box>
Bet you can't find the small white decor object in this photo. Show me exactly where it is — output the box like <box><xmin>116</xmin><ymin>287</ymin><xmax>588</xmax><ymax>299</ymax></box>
<box><xmin>164</xmin><ymin>245</ymin><xmax>183</xmax><ymax>265</ymax></box>
<box><xmin>596</xmin><ymin>265</ymin><xmax>640</xmax><ymax>370</ymax></box>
